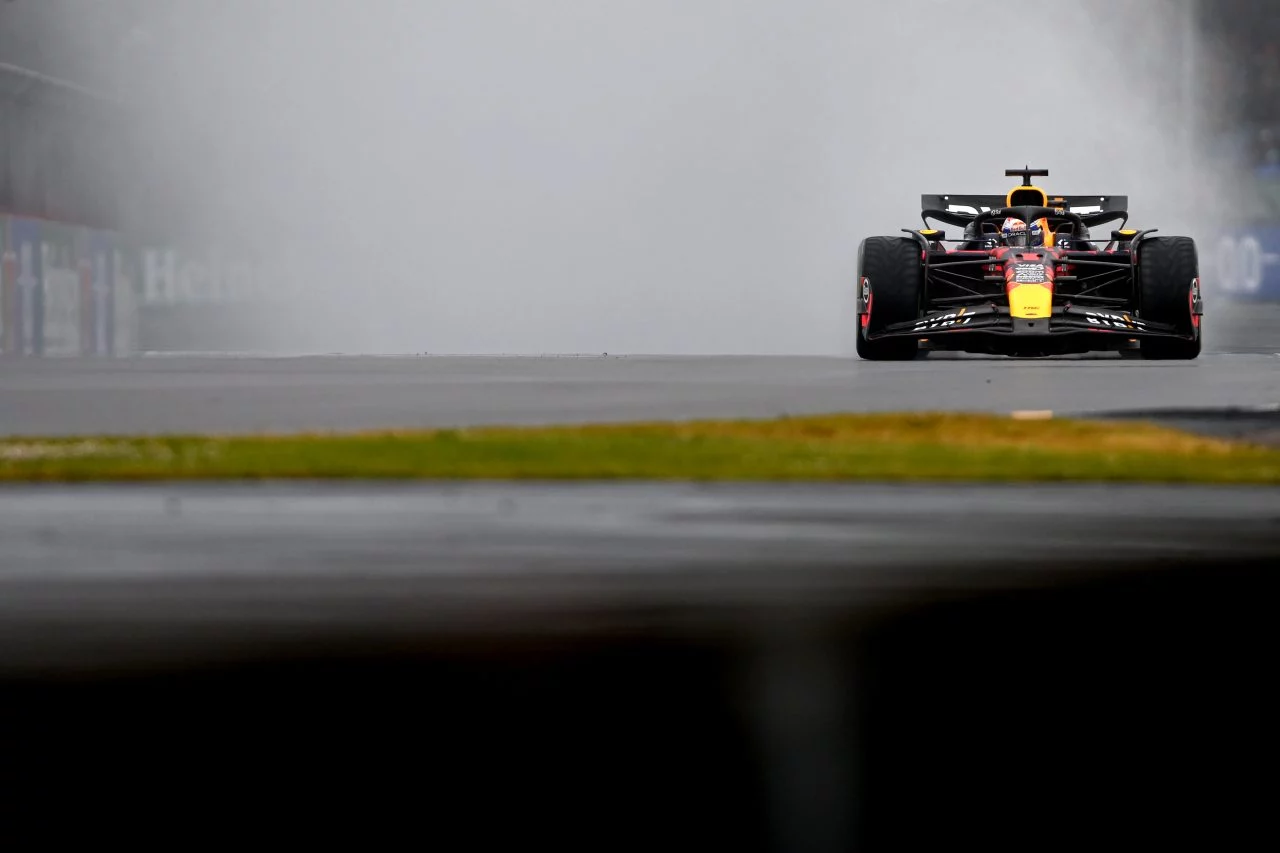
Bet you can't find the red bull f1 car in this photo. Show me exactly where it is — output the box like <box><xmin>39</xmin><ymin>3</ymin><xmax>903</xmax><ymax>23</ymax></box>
<box><xmin>856</xmin><ymin>167</ymin><xmax>1203</xmax><ymax>360</ymax></box>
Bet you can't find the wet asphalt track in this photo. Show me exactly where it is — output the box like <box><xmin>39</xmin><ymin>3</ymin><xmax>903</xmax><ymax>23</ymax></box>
<box><xmin>3</xmin><ymin>298</ymin><xmax>1278</xmax><ymax>436</ymax></box>
<box><xmin>2</xmin><ymin>351</ymin><xmax>1278</xmax><ymax>437</ymax></box>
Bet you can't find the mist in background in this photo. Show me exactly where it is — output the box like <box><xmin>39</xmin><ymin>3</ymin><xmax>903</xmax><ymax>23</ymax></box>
<box><xmin>86</xmin><ymin>0</ymin><xmax>1206</xmax><ymax>354</ymax></box>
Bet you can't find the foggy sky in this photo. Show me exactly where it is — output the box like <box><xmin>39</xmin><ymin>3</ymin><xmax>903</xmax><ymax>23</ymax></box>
<box><xmin>110</xmin><ymin>1</ymin><xmax>1203</xmax><ymax>354</ymax></box>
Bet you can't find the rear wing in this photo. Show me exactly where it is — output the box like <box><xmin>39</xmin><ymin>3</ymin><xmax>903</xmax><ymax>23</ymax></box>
<box><xmin>920</xmin><ymin>194</ymin><xmax>1129</xmax><ymax>216</ymax></box>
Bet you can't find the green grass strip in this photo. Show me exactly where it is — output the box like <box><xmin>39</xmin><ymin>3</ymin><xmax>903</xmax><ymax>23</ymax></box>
<box><xmin>1</xmin><ymin>413</ymin><xmax>1278</xmax><ymax>483</ymax></box>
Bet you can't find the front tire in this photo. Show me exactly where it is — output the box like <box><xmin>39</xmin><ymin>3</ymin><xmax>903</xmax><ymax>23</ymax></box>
<box><xmin>1137</xmin><ymin>236</ymin><xmax>1202</xmax><ymax>360</ymax></box>
<box><xmin>856</xmin><ymin>237</ymin><xmax>922</xmax><ymax>361</ymax></box>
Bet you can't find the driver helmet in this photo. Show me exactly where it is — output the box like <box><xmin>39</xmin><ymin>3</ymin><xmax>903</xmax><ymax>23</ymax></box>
<box><xmin>1001</xmin><ymin>217</ymin><xmax>1043</xmax><ymax>248</ymax></box>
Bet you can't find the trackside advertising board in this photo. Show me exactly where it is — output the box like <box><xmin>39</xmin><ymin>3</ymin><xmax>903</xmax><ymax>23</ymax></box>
<box><xmin>128</xmin><ymin>241</ymin><xmax>302</xmax><ymax>351</ymax></box>
<box><xmin>1209</xmin><ymin>227</ymin><xmax>1280</xmax><ymax>301</ymax></box>
<box><xmin>1</xmin><ymin>214</ymin><xmax>133</xmax><ymax>357</ymax></box>
<box><xmin>2</xmin><ymin>215</ymin><xmax>42</xmax><ymax>355</ymax></box>
<box><xmin>1205</xmin><ymin>166</ymin><xmax>1280</xmax><ymax>302</ymax></box>
<box><xmin>3</xmin><ymin>215</ymin><xmax>302</xmax><ymax>355</ymax></box>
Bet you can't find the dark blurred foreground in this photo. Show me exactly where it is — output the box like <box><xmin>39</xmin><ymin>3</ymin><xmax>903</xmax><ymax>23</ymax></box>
<box><xmin>0</xmin><ymin>553</ymin><xmax>1273</xmax><ymax>851</ymax></box>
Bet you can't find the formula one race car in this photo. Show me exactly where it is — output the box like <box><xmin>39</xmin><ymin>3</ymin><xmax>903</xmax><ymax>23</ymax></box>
<box><xmin>855</xmin><ymin>167</ymin><xmax>1203</xmax><ymax>360</ymax></box>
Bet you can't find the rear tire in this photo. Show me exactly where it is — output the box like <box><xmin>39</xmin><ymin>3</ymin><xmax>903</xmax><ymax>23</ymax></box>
<box><xmin>1137</xmin><ymin>236</ymin><xmax>1202</xmax><ymax>360</ymax></box>
<box><xmin>856</xmin><ymin>237</ymin><xmax>922</xmax><ymax>361</ymax></box>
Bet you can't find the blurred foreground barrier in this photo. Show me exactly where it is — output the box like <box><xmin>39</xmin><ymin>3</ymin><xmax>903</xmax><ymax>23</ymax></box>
<box><xmin>0</xmin><ymin>553</ymin><xmax>1272</xmax><ymax>850</ymax></box>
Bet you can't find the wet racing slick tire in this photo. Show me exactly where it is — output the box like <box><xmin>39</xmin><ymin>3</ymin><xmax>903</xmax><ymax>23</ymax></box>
<box><xmin>1137</xmin><ymin>236</ymin><xmax>1202</xmax><ymax>360</ymax></box>
<box><xmin>857</xmin><ymin>237</ymin><xmax>923</xmax><ymax>361</ymax></box>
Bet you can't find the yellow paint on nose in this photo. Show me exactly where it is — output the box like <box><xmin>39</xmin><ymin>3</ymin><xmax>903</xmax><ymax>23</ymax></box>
<box><xmin>1008</xmin><ymin>283</ymin><xmax>1052</xmax><ymax>319</ymax></box>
